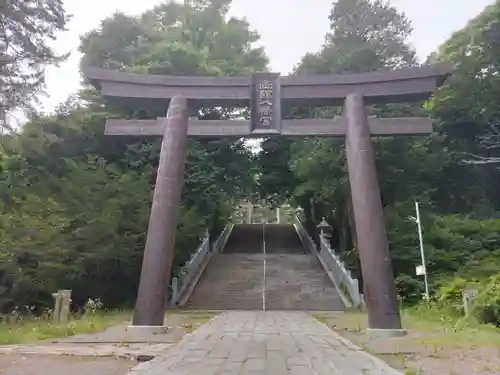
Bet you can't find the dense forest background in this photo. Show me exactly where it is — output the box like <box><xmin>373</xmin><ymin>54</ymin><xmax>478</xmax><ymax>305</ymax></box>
<box><xmin>2</xmin><ymin>0</ymin><xmax>500</xmax><ymax>325</ymax></box>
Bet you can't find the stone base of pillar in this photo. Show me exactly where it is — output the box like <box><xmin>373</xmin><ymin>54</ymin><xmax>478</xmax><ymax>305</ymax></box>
<box><xmin>125</xmin><ymin>325</ymin><xmax>169</xmax><ymax>335</ymax></box>
<box><xmin>366</xmin><ymin>328</ymin><xmax>407</xmax><ymax>339</ymax></box>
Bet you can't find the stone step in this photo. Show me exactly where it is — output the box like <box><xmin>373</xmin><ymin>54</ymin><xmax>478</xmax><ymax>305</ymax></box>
<box><xmin>184</xmin><ymin>253</ymin><xmax>264</xmax><ymax>310</ymax></box>
<box><xmin>264</xmin><ymin>254</ymin><xmax>343</xmax><ymax>311</ymax></box>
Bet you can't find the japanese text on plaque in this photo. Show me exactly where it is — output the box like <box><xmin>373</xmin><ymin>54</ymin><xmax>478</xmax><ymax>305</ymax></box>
<box><xmin>259</xmin><ymin>80</ymin><xmax>273</xmax><ymax>127</ymax></box>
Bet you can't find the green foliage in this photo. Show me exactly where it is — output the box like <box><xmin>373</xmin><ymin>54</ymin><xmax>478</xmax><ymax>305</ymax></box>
<box><xmin>4</xmin><ymin>0</ymin><xmax>500</xmax><ymax>328</ymax></box>
<box><xmin>0</xmin><ymin>0</ymin><xmax>265</xmax><ymax>312</ymax></box>
<box><xmin>480</xmin><ymin>275</ymin><xmax>500</xmax><ymax>326</ymax></box>
<box><xmin>258</xmin><ymin>0</ymin><xmax>444</xmax><ymax>289</ymax></box>
<box><xmin>427</xmin><ymin>0</ymin><xmax>500</xmax><ymax>210</ymax></box>
<box><xmin>388</xmin><ymin>212</ymin><xmax>500</xmax><ymax>303</ymax></box>
<box><xmin>257</xmin><ymin>0</ymin><xmax>500</xmax><ymax>311</ymax></box>
<box><xmin>435</xmin><ymin>274</ymin><xmax>500</xmax><ymax>327</ymax></box>
<box><xmin>436</xmin><ymin>277</ymin><xmax>471</xmax><ymax>314</ymax></box>
<box><xmin>0</xmin><ymin>0</ymin><xmax>69</xmax><ymax>113</ymax></box>
<box><xmin>0</xmin><ymin>195</ymin><xmax>69</xmax><ymax>311</ymax></box>
<box><xmin>0</xmin><ymin>310</ymin><xmax>128</xmax><ymax>345</ymax></box>
<box><xmin>297</xmin><ymin>0</ymin><xmax>415</xmax><ymax>75</ymax></box>
<box><xmin>257</xmin><ymin>137</ymin><xmax>297</xmax><ymax>207</ymax></box>
<box><xmin>79</xmin><ymin>0</ymin><xmax>267</xmax><ymax>77</ymax></box>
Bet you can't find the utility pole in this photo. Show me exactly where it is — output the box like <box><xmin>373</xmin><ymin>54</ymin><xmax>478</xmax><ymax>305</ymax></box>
<box><xmin>0</xmin><ymin>104</ymin><xmax>6</xmax><ymax>134</ymax></box>
<box><xmin>414</xmin><ymin>201</ymin><xmax>429</xmax><ymax>300</ymax></box>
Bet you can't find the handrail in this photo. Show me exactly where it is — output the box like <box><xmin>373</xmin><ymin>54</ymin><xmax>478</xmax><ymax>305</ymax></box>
<box><xmin>294</xmin><ymin>218</ymin><xmax>317</xmax><ymax>254</ymax></box>
<box><xmin>212</xmin><ymin>223</ymin><xmax>233</xmax><ymax>254</ymax></box>
<box><xmin>170</xmin><ymin>233</ymin><xmax>210</xmax><ymax>306</ymax></box>
<box><xmin>318</xmin><ymin>234</ymin><xmax>363</xmax><ymax>308</ymax></box>
<box><xmin>170</xmin><ymin>224</ymin><xmax>233</xmax><ymax>306</ymax></box>
<box><xmin>295</xmin><ymin>216</ymin><xmax>364</xmax><ymax>309</ymax></box>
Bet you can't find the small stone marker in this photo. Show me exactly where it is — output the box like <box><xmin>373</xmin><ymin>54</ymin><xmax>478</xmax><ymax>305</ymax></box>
<box><xmin>462</xmin><ymin>288</ymin><xmax>478</xmax><ymax>316</ymax></box>
<box><xmin>52</xmin><ymin>289</ymin><xmax>72</xmax><ymax>323</ymax></box>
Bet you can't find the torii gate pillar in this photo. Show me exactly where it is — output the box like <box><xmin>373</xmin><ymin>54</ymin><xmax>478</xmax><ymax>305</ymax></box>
<box><xmin>345</xmin><ymin>94</ymin><xmax>403</xmax><ymax>333</ymax></box>
<box><xmin>132</xmin><ymin>96</ymin><xmax>189</xmax><ymax>326</ymax></box>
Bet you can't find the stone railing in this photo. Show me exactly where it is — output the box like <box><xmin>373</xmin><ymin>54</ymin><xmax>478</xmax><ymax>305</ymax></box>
<box><xmin>295</xmin><ymin>217</ymin><xmax>364</xmax><ymax>309</ymax></box>
<box><xmin>318</xmin><ymin>232</ymin><xmax>364</xmax><ymax>308</ymax></box>
<box><xmin>294</xmin><ymin>217</ymin><xmax>317</xmax><ymax>254</ymax></box>
<box><xmin>170</xmin><ymin>224</ymin><xmax>233</xmax><ymax>306</ymax></box>
<box><xmin>212</xmin><ymin>223</ymin><xmax>233</xmax><ymax>254</ymax></box>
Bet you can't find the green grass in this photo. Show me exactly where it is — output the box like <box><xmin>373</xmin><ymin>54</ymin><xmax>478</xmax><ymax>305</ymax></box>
<box><xmin>313</xmin><ymin>305</ymin><xmax>500</xmax><ymax>349</ymax></box>
<box><xmin>403</xmin><ymin>369</ymin><xmax>422</xmax><ymax>375</ymax></box>
<box><xmin>402</xmin><ymin>304</ymin><xmax>500</xmax><ymax>348</ymax></box>
<box><xmin>0</xmin><ymin>311</ymin><xmax>130</xmax><ymax>345</ymax></box>
<box><xmin>0</xmin><ymin>309</ymin><xmax>218</xmax><ymax>346</ymax></box>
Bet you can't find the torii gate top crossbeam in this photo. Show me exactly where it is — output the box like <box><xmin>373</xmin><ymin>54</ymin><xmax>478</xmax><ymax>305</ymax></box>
<box><xmin>84</xmin><ymin>64</ymin><xmax>452</xmax><ymax>106</ymax></box>
<box><xmin>84</xmin><ymin>64</ymin><xmax>452</xmax><ymax>137</ymax></box>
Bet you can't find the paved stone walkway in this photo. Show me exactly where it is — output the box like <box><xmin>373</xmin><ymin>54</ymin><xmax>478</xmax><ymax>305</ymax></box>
<box><xmin>129</xmin><ymin>311</ymin><xmax>401</xmax><ymax>375</ymax></box>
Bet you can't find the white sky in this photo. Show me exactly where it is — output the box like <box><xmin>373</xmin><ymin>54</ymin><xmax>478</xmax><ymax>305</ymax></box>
<box><xmin>40</xmin><ymin>0</ymin><xmax>494</xmax><ymax>113</ymax></box>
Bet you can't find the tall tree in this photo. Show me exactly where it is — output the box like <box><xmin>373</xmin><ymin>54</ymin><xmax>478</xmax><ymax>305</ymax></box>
<box><xmin>263</xmin><ymin>0</ymin><xmax>419</xmax><ymax>219</ymax></box>
<box><xmin>298</xmin><ymin>0</ymin><xmax>415</xmax><ymax>75</ymax></box>
<box><xmin>258</xmin><ymin>0</ymin><xmax>451</xmax><ymax>298</ymax></box>
<box><xmin>427</xmin><ymin>0</ymin><xmax>500</xmax><ymax>213</ymax></box>
<box><xmin>0</xmin><ymin>0</ymin><xmax>266</xmax><ymax>311</ymax></box>
<box><xmin>260</xmin><ymin>0</ymin><xmax>416</xmax><ymax>212</ymax></box>
<box><xmin>0</xmin><ymin>0</ymin><xmax>69</xmax><ymax>115</ymax></box>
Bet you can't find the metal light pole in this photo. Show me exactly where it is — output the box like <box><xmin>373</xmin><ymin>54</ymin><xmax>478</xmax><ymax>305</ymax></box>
<box><xmin>412</xmin><ymin>201</ymin><xmax>429</xmax><ymax>300</ymax></box>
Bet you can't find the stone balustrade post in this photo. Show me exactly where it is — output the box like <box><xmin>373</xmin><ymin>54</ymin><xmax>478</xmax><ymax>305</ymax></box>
<box><xmin>317</xmin><ymin>218</ymin><xmax>331</xmax><ymax>250</ymax></box>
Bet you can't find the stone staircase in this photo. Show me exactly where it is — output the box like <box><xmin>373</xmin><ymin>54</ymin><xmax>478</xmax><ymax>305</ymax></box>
<box><xmin>185</xmin><ymin>225</ymin><xmax>264</xmax><ymax>310</ymax></box>
<box><xmin>184</xmin><ymin>224</ymin><xmax>344</xmax><ymax>311</ymax></box>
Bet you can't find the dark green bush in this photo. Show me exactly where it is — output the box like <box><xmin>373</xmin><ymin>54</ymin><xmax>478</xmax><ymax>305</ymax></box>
<box><xmin>387</xmin><ymin>213</ymin><xmax>500</xmax><ymax>307</ymax></box>
<box><xmin>436</xmin><ymin>274</ymin><xmax>500</xmax><ymax>327</ymax></box>
<box><xmin>476</xmin><ymin>274</ymin><xmax>500</xmax><ymax>327</ymax></box>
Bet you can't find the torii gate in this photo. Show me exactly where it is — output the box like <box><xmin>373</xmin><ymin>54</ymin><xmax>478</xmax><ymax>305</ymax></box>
<box><xmin>85</xmin><ymin>64</ymin><xmax>451</xmax><ymax>335</ymax></box>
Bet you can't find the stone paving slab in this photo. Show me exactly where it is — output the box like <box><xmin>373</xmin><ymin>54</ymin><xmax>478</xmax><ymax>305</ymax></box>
<box><xmin>127</xmin><ymin>311</ymin><xmax>402</xmax><ymax>375</ymax></box>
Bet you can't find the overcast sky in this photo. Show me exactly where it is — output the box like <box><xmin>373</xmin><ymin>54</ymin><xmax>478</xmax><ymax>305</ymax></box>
<box><xmin>40</xmin><ymin>0</ymin><xmax>494</xmax><ymax>114</ymax></box>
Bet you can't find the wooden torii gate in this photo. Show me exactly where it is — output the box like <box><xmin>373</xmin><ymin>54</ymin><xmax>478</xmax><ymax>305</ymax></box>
<box><xmin>85</xmin><ymin>64</ymin><xmax>451</xmax><ymax>334</ymax></box>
